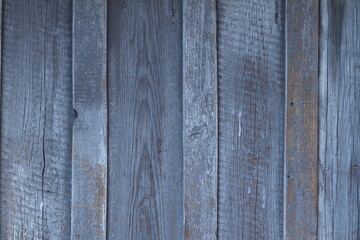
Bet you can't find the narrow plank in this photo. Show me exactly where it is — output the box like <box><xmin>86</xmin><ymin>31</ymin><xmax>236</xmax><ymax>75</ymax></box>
<box><xmin>318</xmin><ymin>0</ymin><xmax>360</xmax><ymax>239</ymax></box>
<box><xmin>107</xmin><ymin>0</ymin><xmax>183</xmax><ymax>239</ymax></box>
<box><xmin>183</xmin><ymin>1</ymin><xmax>217</xmax><ymax>239</ymax></box>
<box><xmin>217</xmin><ymin>1</ymin><xmax>285</xmax><ymax>239</ymax></box>
<box><xmin>0</xmin><ymin>0</ymin><xmax>1</xmax><ymax>138</ymax></box>
<box><xmin>72</xmin><ymin>0</ymin><xmax>107</xmax><ymax>239</ymax></box>
<box><xmin>0</xmin><ymin>0</ymin><xmax>72</xmax><ymax>239</ymax></box>
<box><xmin>285</xmin><ymin>0</ymin><xmax>319</xmax><ymax>239</ymax></box>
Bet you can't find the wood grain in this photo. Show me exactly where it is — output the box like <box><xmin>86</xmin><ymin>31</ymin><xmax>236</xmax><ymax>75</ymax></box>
<box><xmin>72</xmin><ymin>1</ymin><xmax>107</xmax><ymax>239</ymax></box>
<box><xmin>285</xmin><ymin>0</ymin><xmax>319</xmax><ymax>239</ymax></box>
<box><xmin>183</xmin><ymin>0</ymin><xmax>218</xmax><ymax>239</ymax></box>
<box><xmin>319</xmin><ymin>0</ymin><xmax>360</xmax><ymax>239</ymax></box>
<box><xmin>107</xmin><ymin>0</ymin><xmax>183</xmax><ymax>239</ymax></box>
<box><xmin>0</xmin><ymin>0</ymin><xmax>72</xmax><ymax>239</ymax></box>
<box><xmin>217</xmin><ymin>1</ymin><xmax>285</xmax><ymax>239</ymax></box>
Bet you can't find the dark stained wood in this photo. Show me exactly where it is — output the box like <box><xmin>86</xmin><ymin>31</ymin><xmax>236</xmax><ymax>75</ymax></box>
<box><xmin>319</xmin><ymin>0</ymin><xmax>360</xmax><ymax>239</ymax></box>
<box><xmin>285</xmin><ymin>0</ymin><xmax>319</xmax><ymax>239</ymax></box>
<box><xmin>183</xmin><ymin>0</ymin><xmax>218</xmax><ymax>239</ymax></box>
<box><xmin>107</xmin><ymin>0</ymin><xmax>183</xmax><ymax>239</ymax></box>
<box><xmin>0</xmin><ymin>0</ymin><xmax>72</xmax><ymax>239</ymax></box>
<box><xmin>217</xmin><ymin>1</ymin><xmax>285</xmax><ymax>239</ymax></box>
<box><xmin>72</xmin><ymin>0</ymin><xmax>107</xmax><ymax>239</ymax></box>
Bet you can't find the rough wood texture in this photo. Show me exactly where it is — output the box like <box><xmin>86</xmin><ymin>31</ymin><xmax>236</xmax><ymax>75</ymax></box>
<box><xmin>4</xmin><ymin>1</ymin><xmax>360</xmax><ymax>238</ymax></box>
<box><xmin>72</xmin><ymin>1</ymin><xmax>107</xmax><ymax>239</ymax></box>
<box><xmin>319</xmin><ymin>0</ymin><xmax>360</xmax><ymax>239</ymax></box>
<box><xmin>183</xmin><ymin>1</ymin><xmax>218</xmax><ymax>239</ymax></box>
<box><xmin>217</xmin><ymin>1</ymin><xmax>285</xmax><ymax>239</ymax></box>
<box><xmin>0</xmin><ymin>0</ymin><xmax>72</xmax><ymax>239</ymax></box>
<box><xmin>0</xmin><ymin>0</ymin><xmax>1</xmax><ymax>140</ymax></box>
<box><xmin>107</xmin><ymin>0</ymin><xmax>183</xmax><ymax>239</ymax></box>
<box><xmin>285</xmin><ymin>0</ymin><xmax>319</xmax><ymax>239</ymax></box>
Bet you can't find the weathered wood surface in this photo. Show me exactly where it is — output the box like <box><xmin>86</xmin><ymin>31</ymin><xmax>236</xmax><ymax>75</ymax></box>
<box><xmin>107</xmin><ymin>0</ymin><xmax>183</xmax><ymax>239</ymax></box>
<box><xmin>285</xmin><ymin>0</ymin><xmax>319</xmax><ymax>239</ymax></box>
<box><xmin>72</xmin><ymin>0</ymin><xmax>107</xmax><ymax>239</ymax></box>
<box><xmin>0</xmin><ymin>0</ymin><xmax>72</xmax><ymax>239</ymax></box>
<box><xmin>183</xmin><ymin>0</ymin><xmax>218</xmax><ymax>239</ymax></box>
<box><xmin>2</xmin><ymin>1</ymin><xmax>360</xmax><ymax>239</ymax></box>
<box><xmin>217</xmin><ymin>1</ymin><xmax>285</xmax><ymax>239</ymax></box>
<box><xmin>319</xmin><ymin>0</ymin><xmax>360</xmax><ymax>239</ymax></box>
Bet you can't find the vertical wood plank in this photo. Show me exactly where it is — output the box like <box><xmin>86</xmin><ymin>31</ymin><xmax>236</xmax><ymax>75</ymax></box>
<box><xmin>0</xmin><ymin>0</ymin><xmax>72</xmax><ymax>239</ymax></box>
<box><xmin>183</xmin><ymin>0</ymin><xmax>217</xmax><ymax>239</ymax></box>
<box><xmin>217</xmin><ymin>1</ymin><xmax>286</xmax><ymax>239</ymax></box>
<box><xmin>0</xmin><ymin>0</ymin><xmax>1</xmax><ymax>135</ymax></box>
<box><xmin>107</xmin><ymin>0</ymin><xmax>183</xmax><ymax>239</ymax></box>
<box><xmin>285</xmin><ymin>0</ymin><xmax>319</xmax><ymax>239</ymax></box>
<box><xmin>72</xmin><ymin>1</ymin><xmax>107</xmax><ymax>239</ymax></box>
<box><xmin>319</xmin><ymin>0</ymin><xmax>360</xmax><ymax>239</ymax></box>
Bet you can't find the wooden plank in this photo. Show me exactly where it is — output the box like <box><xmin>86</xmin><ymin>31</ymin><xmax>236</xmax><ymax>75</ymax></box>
<box><xmin>183</xmin><ymin>1</ymin><xmax>217</xmax><ymax>239</ymax></box>
<box><xmin>318</xmin><ymin>1</ymin><xmax>329</xmax><ymax>238</ymax></box>
<box><xmin>107</xmin><ymin>0</ymin><xmax>183</xmax><ymax>239</ymax></box>
<box><xmin>318</xmin><ymin>0</ymin><xmax>360</xmax><ymax>239</ymax></box>
<box><xmin>72</xmin><ymin>0</ymin><xmax>107</xmax><ymax>239</ymax></box>
<box><xmin>285</xmin><ymin>0</ymin><xmax>319</xmax><ymax>239</ymax></box>
<box><xmin>217</xmin><ymin>1</ymin><xmax>285</xmax><ymax>239</ymax></box>
<box><xmin>0</xmin><ymin>0</ymin><xmax>72</xmax><ymax>239</ymax></box>
<box><xmin>0</xmin><ymin>0</ymin><xmax>1</xmax><ymax>145</ymax></box>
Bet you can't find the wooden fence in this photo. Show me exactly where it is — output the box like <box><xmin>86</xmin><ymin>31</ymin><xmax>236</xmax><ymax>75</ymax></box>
<box><xmin>0</xmin><ymin>0</ymin><xmax>358</xmax><ymax>239</ymax></box>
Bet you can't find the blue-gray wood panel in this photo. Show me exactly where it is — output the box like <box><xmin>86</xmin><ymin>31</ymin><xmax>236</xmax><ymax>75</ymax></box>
<box><xmin>72</xmin><ymin>0</ymin><xmax>107</xmax><ymax>239</ymax></box>
<box><xmin>1</xmin><ymin>1</ymin><xmax>360</xmax><ymax>239</ymax></box>
<box><xmin>107</xmin><ymin>0</ymin><xmax>183</xmax><ymax>239</ymax></box>
<box><xmin>319</xmin><ymin>0</ymin><xmax>360</xmax><ymax>239</ymax></box>
<box><xmin>0</xmin><ymin>0</ymin><xmax>73</xmax><ymax>239</ymax></box>
<box><xmin>183</xmin><ymin>0</ymin><xmax>218</xmax><ymax>239</ymax></box>
<box><xmin>285</xmin><ymin>0</ymin><xmax>319</xmax><ymax>239</ymax></box>
<box><xmin>217</xmin><ymin>1</ymin><xmax>285</xmax><ymax>239</ymax></box>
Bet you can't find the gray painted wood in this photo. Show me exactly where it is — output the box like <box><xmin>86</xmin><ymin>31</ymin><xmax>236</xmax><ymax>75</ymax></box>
<box><xmin>0</xmin><ymin>0</ymin><xmax>72</xmax><ymax>239</ymax></box>
<box><xmin>285</xmin><ymin>0</ymin><xmax>319</xmax><ymax>239</ymax></box>
<box><xmin>217</xmin><ymin>1</ymin><xmax>285</xmax><ymax>239</ymax></box>
<box><xmin>0</xmin><ymin>0</ymin><xmax>1</xmax><ymax>163</ymax></box>
<box><xmin>319</xmin><ymin>0</ymin><xmax>360</xmax><ymax>239</ymax></box>
<box><xmin>2</xmin><ymin>1</ymin><xmax>360</xmax><ymax>238</ymax></box>
<box><xmin>72</xmin><ymin>0</ymin><xmax>107</xmax><ymax>239</ymax></box>
<box><xmin>107</xmin><ymin>0</ymin><xmax>183</xmax><ymax>239</ymax></box>
<box><xmin>183</xmin><ymin>1</ymin><xmax>218</xmax><ymax>239</ymax></box>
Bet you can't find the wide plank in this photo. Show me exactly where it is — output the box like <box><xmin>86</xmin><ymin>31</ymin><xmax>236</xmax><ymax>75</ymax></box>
<box><xmin>107</xmin><ymin>0</ymin><xmax>183</xmax><ymax>239</ymax></box>
<box><xmin>217</xmin><ymin>1</ymin><xmax>285</xmax><ymax>239</ymax></box>
<box><xmin>285</xmin><ymin>0</ymin><xmax>319</xmax><ymax>239</ymax></box>
<box><xmin>319</xmin><ymin>0</ymin><xmax>360</xmax><ymax>239</ymax></box>
<box><xmin>0</xmin><ymin>0</ymin><xmax>72</xmax><ymax>239</ymax></box>
<box><xmin>72</xmin><ymin>0</ymin><xmax>107</xmax><ymax>239</ymax></box>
